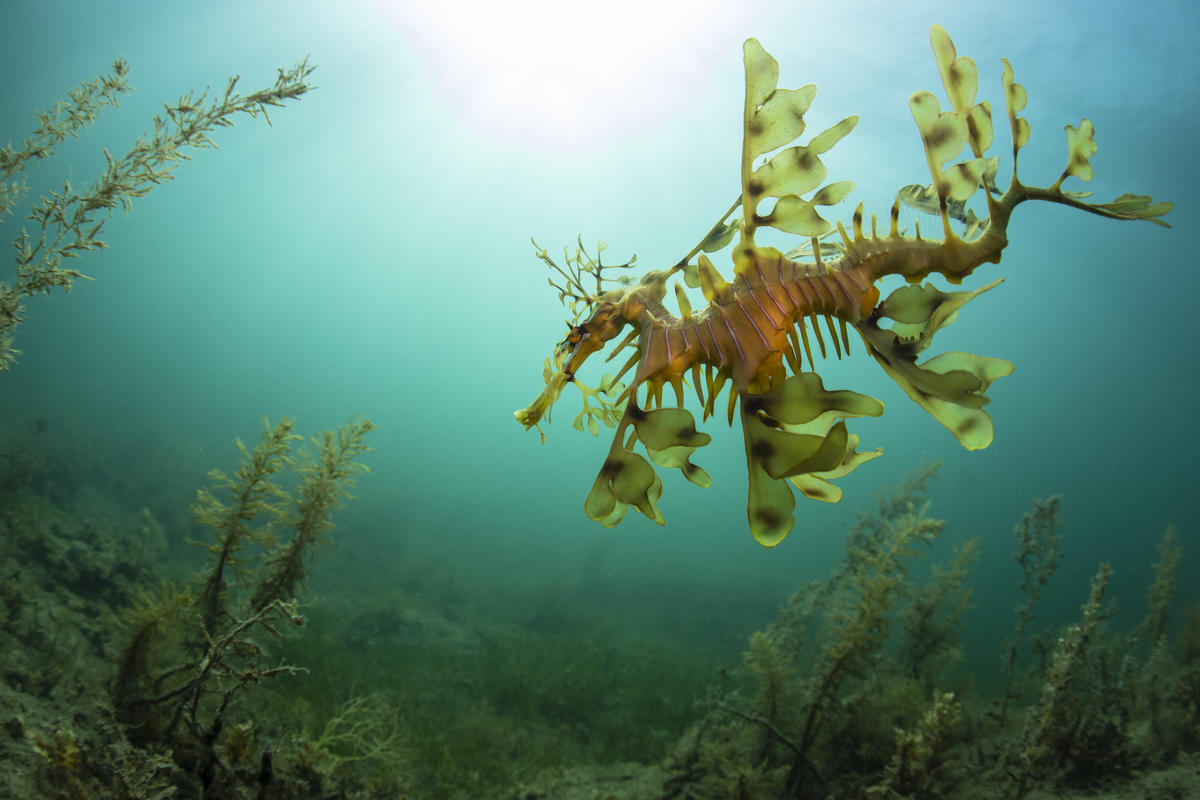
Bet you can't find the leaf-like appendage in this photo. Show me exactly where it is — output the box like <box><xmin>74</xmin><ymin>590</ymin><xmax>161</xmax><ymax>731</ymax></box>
<box><xmin>910</xmin><ymin>351</ymin><xmax>1014</xmax><ymax>448</ymax></box>
<box><xmin>739</xmin><ymin>377</ymin><xmax>883</xmax><ymax>546</ymax></box>
<box><xmin>863</xmin><ymin>279</ymin><xmax>1012</xmax><ymax>449</ymax></box>
<box><xmin>1063</xmin><ymin>120</ymin><xmax>1097</xmax><ymax>182</ymax></box>
<box><xmin>811</xmin><ymin>179</ymin><xmax>855</xmax><ymax>206</ymax></box>
<box><xmin>750</xmin><ymin>85</ymin><xmax>817</xmax><ymax>156</ymax></box>
<box><xmin>585</xmin><ymin>446</ymin><xmax>663</xmax><ymax>526</ymax></box>
<box><xmin>943</xmin><ymin>158</ymin><xmax>988</xmax><ymax>201</ymax></box>
<box><xmin>752</xmin><ymin>419</ymin><xmax>849</xmax><ymax>480</ymax></box>
<box><xmin>789</xmin><ymin>434</ymin><xmax>883</xmax><ymax>504</ymax></box>
<box><xmin>910</xmin><ymin>90</ymin><xmax>995</xmax><ymax>224</ymax></box>
<box><xmin>760</xmin><ymin>195</ymin><xmax>829</xmax><ymax>236</ymax></box>
<box><xmin>930</xmin><ymin>27</ymin><xmax>996</xmax><ymax>161</ymax></box>
<box><xmin>632</xmin><ymin>406</ymin><xmax>712</xmax><ymax>488</ymax></box>
<box><xmin>737</xmin><ymin>41</ymin><xmax>856</xmax><ymax>255</ymax></box>
<box><xmin>750</xmin><ymin>117</ymin><xmax>858</xmax><ymax>205</ymax></box>
<box><xmin>966</xmin><ymin>101</ymin><xmax>994</xmax><ymax>154</ymax></box>
<box><xmin>743</xmin><ymin>38</ymin><xmax>779</xmax><ymax>111</ymax></box>
<box><xmin>696</xmin><ymin>253</ymin><xmax>731</xmax><ymax>303</ymax></box>
<box><xmin>750</xmin><ymin>372</ymin><xmax>883</xmax><ymax>429</ymax></box>
<box><xmin>864</xmin><ymin>330</ymin><xmax>1012</xmax><ymax>451</ymax></box>
<box><xmin>808</xmin><ymin>116</ymin><xmax>858</xmax><ymax>154</ymax></box>
<box><xmin>745</xmin><ymin>453</ymin><xmax>795</xmax><ymax>548</ymax></box>
<box><xmin>1092</xmin><ymin>193</ymin><xmax>1174</xmax><ymax>227</ymax></box>
<box><xmin>699</xmin><ymin>220</ymin><xmax>740</xmax><ymax>253</ymax></box>
<box><xmin>910</xmin><ymin>91</ymin><xmax>968</xmax><ymax>169</ymax></box>
<box><xmin>757</xmin><ymin>180</ymin><xmax>855</xmax><ymax>237</ymax></box>
<box><xmin>931</xmin><ymin>24</ymin><xmax>978</xmax><ymax>111</ymax></box>
<box><xmin>754</xmin><ymin>145</ymin><xmax>829</xmax><ymax>200</ymax></box>
<box><xmin>673</xmin><ymin>283</ymin><xmax>692</xmax><ymax>318</ymax></box>
<box><xmin>875</xmin><ymin>279</ymin><xmax>1004</xmax><ymax>355</ymax></box>
<box><xmin>1002</xmin><ymin>58</ymin><xmax>1031</xmax><ymax>156</ymax></box>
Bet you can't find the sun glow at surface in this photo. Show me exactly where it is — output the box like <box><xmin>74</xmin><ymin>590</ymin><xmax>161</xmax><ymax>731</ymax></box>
<box><xmin>374</xmin><ymin>0</ymin><xmax>765</xmax><ymax>150</ymax></box>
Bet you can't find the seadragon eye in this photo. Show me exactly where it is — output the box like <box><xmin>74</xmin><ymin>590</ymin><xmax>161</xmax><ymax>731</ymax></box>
<box><xmin>565</xmin><ymin>323</ymin><xmax>587</xmax><ymax>345</ymax></box>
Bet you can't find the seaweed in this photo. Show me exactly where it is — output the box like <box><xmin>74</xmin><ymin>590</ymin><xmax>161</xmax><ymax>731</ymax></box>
<box><xmin>1137</xmin><ymin>525</ymin><xmax>1182</xmax><ymax>648</ymax></box>
<box><xmin>993</xmin><ymin>523</ymin><xmax>1199</xmax><ymax>795</ymax></box>
<box><xmin>659</xmin><ymin>477</ymin><xmax>1197</xmax><ymax>800</ymax></box>
<box><xmin>664</xmin><ymin>465</ymin><xmax>966</xmax><ymax>799</ymax></box>
<box><xmin>898</xmin><ymin>537</ymin><xmax>979</xmax><ymax>690</ymax></box>
<box><xmin>6</xmin><ymin>417</ymin><xmax>1197</xmax><ymax>798</ymax></box>
<box><xmin>0</xmin><ymin>56</ymin><xmax>314</xmax><ymax>371</ymax></box>
<box><xmin>1008</xmin><ymin>564</ymin><xmax>1114</xmax><ymax>797</ymax></box>
<box><xmin>110</xmin><ymin>415</ymin><xmax>379</xmax><ymax>798</ymax></box>
<box><xmin>996</xmin><ymin>496</ymin><xmax>1063</xmax><ymax>725</ymax></box>
<box><xmin>871</xmin><ymin>690</ymin><xmax>962</xmax><ymax>799</ymax></box>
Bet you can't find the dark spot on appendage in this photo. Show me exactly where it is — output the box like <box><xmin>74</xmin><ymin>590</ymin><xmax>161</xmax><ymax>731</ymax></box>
<box><xmin>747</xmin><ymin>179</ymin><xmax>764</xmax><ymax>197</ymax></box>
<box><xmin>925</xmin><ymin>125</ymin><xmax>952</xmax><ymax>150</ymax></box>
<box><xmin>966</xmin><ymin>116</ymin><xmax>982</xmax><ymax>144</ymax></box>
<box><xmin>755</xmin><ymin>507</ymin><xmax>784</xmax><ymax>528</ymax></box>
<box><xmin>960</xmin><ymin>417</ymin><xmax>980</xmax><ymax>432</ymax></box>
<box><xmin>743</xmin><ymin>395</ymin><xmax>764</xmax><ymax>415</ymax></box>
<box><xmin>599</xmin><ymin>458</ymin><xmax>622</xmax><ymax>478</ymax></box>
<box><xmin>750</xmin><ymin>439</ymin><xmax>774</xmax><ymax>461</ymax></box>
<box><xmin>628</xmin><ymin>404</ymin><xmax>646</xmax><ymax>421</ymax></box>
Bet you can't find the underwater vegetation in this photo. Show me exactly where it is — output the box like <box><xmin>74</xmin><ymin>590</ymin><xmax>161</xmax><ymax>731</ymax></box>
<box><xmin>1</xmin><ymin>416</ymin><xmax>390</xmax><ymax>799</ymax></box>
<box><xmin>515</xmin><ymin>26</ymin><xmax>1173</xmax><ymax>547</ymax></box>
<box><xmin>0</xmin><ymin>415</ymin><xmax>721</xmax><ymax>798</ymax></box>
<box><xmin>1</xmin><ymin>21</ymin><xmax>1193</xmax><ymax>800</ymax></box>
<box><xmin>649</xmin><ymin>466</ymin><xmax>1200</xmax><ymax>800</ymax></box>
<box><xmin>111</xmin><ymin>416</ymin><xmax>378</xmax><ymax>795</ymax></box>
<box><xmin>1</xmin><ymin>417</ymin><xmax>1196</xmax><ymax>799</ymax></box>
<box><xmin>0</xmin><ymin>53</ymin><xmax>314</xmax><ymax>371</ymax></box>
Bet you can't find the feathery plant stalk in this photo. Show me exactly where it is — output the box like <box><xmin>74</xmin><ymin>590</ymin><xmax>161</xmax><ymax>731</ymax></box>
<box><xmin>798</xmin><ymin>498</ymin><xmax>944</xmax><ymax>754</ymax></box>
<box><xmin>998</xmin><ymin>496</ymin><xmax>1063</xmax><ymax>724</ymax></box>
<box><xmin>250</xmin><ymin>417</ymin><xmax>378</xmax><ymax>612</ymax></box>
<box><xmin>1010</xmin><ymin>563</ymin><xmax>1113</xmax><ymax>799</ymax></box>
<box><xmin>192</xmin><ymin>416</ymin><xmax>300</xmax><ymax>634</ymax></box>
<box><xmin>0</xmin><ymin>56</ymin><xmax>316</xmax><ymax>370</ymax></box>
<box><xmin>113</xmin><ymin>416</ymin><xmax>376</xmax><ymax>792</ymax></box>
<box><xmin>1138</xmin><ymin>525</ymin><xmax>1182</xmax><ymax>648</ymax></box>
<box><xmin>0</xmin><ymin>59</ymin><xmax>132</xmax><ymax>196</ymax></box>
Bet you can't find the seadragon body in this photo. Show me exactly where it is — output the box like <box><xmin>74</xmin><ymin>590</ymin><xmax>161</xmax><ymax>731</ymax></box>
<box><xmin>516</xmin><ymin>27</ymin><xmax>1171</xmax><ymax>547</ymax></box>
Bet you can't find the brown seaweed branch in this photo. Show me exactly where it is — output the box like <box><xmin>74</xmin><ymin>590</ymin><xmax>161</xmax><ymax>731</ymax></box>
<box><xmin>0</xmin><ymin>57</ymin><xmax>316</xmax><ymax>370</ymax></box>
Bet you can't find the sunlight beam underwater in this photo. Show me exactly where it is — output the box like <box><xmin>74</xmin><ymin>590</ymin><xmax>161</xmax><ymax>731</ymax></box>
<box><xmin>515</xmin><ymin>25</ymin><xmax>1173</xmax><ymax>548</ymax></box>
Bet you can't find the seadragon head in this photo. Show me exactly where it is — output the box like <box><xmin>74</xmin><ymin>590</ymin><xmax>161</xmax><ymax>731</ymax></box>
<box><xmin>514</xmin><ymin>239</ymin><xmax>672</xmax><ymax>441</ymax></box>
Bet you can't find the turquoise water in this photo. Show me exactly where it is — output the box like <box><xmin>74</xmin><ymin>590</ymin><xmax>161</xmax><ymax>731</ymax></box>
<box><xmin>1</xmin><ymin>0</ymin><xmax>1197</xmax><ymax>792</ymax></box>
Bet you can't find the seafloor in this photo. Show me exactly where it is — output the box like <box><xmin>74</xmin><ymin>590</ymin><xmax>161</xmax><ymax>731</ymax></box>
<box><xmin>1</xmin><ymin>422</ymin><xmax>1197</xmax><ymax>799</ymax></box>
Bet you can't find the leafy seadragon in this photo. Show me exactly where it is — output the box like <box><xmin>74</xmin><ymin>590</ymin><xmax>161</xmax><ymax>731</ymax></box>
<box><xmin>514</xmin><ymin>26</ymin><xmax>1172</xmax><ymax>547</ymax></box>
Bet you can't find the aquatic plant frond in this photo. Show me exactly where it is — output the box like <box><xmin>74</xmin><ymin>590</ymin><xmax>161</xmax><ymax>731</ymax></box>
<box><xmin>0</xmin><ymin>57</ymin><xmax>315</xmax><ymax>372</ymax></box>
